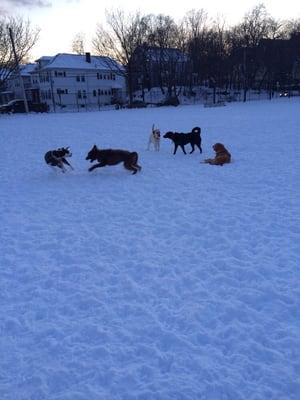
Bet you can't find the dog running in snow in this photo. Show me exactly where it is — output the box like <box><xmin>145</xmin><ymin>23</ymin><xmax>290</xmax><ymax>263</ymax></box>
<box><xmin>201</xmin><ymin>143</ymin><xmax>231</xmax><ymax>166</ymax></box>
<box><xmin>147</xmin><ymin>124</ymin><xmax>161</xmax><ymax>151</ymax></box>
<box><xmin>44</xmin><ymin>147</ymin><xmax>73</xmax><ymax>172</ymax></box>
<box><xmin>86</xmin><ymin>145</ymin><xmax>142</xmax><ymax>175</ymax></box>
<box><xmin>163</xmin><ymin>126</ymin><xmax>202</xmax><ymax>155</ymax></box>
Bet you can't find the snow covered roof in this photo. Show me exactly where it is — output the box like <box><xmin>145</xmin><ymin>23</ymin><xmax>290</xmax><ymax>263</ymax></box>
<box><xmin>41</xmin><ymin>53</ymin><xmax>122</xmax><ymax>72</ymax></box>
<box><xmin>135</xmin><ymin>46</ymin><xmax>188</xmax><ymax>62</ymax></box>
<box><xmin>20</xmin><ymin>63</ymin><xmax>38</xmax><ymax>76</ymax></box>
<box><xmin>35</xmin><ymin>56</ymin><xmax>53</xmax><ymax>62</ymax></box>
<box><xmin>147</xmin><ymin>48</ymin><xmax>188</xmax><ymax>62</ymax></box>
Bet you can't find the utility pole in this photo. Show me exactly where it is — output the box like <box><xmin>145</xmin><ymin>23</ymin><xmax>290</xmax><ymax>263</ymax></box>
<box><xmin>8</xmin><ymin>26</ymin><xmax>29</xmax><ymax>113</ymax></box>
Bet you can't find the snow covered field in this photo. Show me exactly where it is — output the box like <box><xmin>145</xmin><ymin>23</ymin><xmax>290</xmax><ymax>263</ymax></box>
<box><xmin>0</xmin><ymin>98</ymin><xmax>299</xmax><ymax>400</ymax></box>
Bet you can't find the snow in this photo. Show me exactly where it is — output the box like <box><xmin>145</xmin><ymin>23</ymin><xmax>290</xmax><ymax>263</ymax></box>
<box><xmin>0</xmin><ymin>98</ymin><xmax>299</xmax><ymax>400</ymax></box>
<box><xmin>41</xmin><ymin>53</ymin><xmax>121</xmax><ymax>71</ymax></box>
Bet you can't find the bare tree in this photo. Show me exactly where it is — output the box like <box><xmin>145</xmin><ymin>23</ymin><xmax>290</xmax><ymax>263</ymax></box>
<box><xmin>229</xmin><ymin>4</ymin><xmax>275</xmax><ymax>100</ymax></box>
<box><xmin>71</xmin><ymin>32</ymin><xmax>85</xmax><ymax>55</ymax></box>
<box><xmin>92</xmin><ymin>9</ymin><xmax>149</xmax><ymax>104</ymax></box>
<box><xmin>143</xmin><ymin>14</ymin><xmax>188</xmax><ymax>98</ymax></box>
<box><xmin>0</xmin><ymin>16</ymin><xmax>40</xmax><ymax>90</ymax></box>
<box><xmin>182</xmin><ymin>8</ymin><xmax>209</xmax><ymax>80</ymax></box>
<box><xmin>236</xmin><ymin>4</ymin><xmax>271</xmax><ymax>47</ymax></box>
<box><xmin>283</xmin><ymin>18</ymin><xmax>300</xmax><ymax>38</ymax></box>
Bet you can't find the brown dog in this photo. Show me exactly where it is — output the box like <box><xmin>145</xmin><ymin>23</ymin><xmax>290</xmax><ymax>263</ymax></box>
<box><xmin>202</xmin><ymin>143</ymin><xmax>231</xmax><ymax>166</ymax></box>
<box><xmin>86</xmin><ymin>145</ymin><xmax>142</xmax><ymax>174</ymax></box>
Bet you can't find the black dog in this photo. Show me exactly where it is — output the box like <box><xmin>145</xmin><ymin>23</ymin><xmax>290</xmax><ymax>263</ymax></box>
<box><xmin>163</xmin><ymin>127</ymin><xmax>202</xmax><ymax>155</ymax></box>
<box><xmin>86</xmin><ymin>145</ymin><xmax>142</xmax><ymax>175</ymax></box>
<box><xmin>44</xmin><ymin>147</ymin><xmax>73</xmax><ymax>173</ymax></box>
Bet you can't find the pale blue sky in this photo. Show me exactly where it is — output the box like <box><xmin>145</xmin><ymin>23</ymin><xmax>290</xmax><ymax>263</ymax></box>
<box><xmin>2</xmin><ymin>0</ymin><xmax>300</xmax><ymax>60</ymax></box>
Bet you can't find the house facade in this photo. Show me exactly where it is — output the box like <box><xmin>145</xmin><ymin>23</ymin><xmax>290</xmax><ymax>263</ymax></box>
<box><xmin>36</xmin><ymin>53</ymin><xmax>126</xmax><ymax>111</ymax></box>
<box><xmin>1</xmin><ymin>52</ymin><xmax>126</xmax><ymax>111</ymax></box>
<box><xmin>2</xmin><ymin>63</ymin><xmax>40</xmax><ymax>104</ymax></box>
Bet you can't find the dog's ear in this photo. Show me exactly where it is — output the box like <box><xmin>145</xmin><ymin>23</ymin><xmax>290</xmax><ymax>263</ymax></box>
<box><xmin>152</xmin><ymin>124</ymin><xmax>155</xmax><ymax>132</ymax></box>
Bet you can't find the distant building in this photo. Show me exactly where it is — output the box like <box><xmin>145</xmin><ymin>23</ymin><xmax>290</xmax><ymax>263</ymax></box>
<box><xmin>258</xmin><ymin>35</ymin><xmax>300</xmax><ymax>89</ymax></box>
<box><xmin>36</xmin><ymin>52</ymin><xmax>126</xmax><ymax>111</ymax></box>
<box><xmin>1</xmin><ymin>64</ymin><xmax>39</xmax><ymax>104</ymax></box>
<box><xmin>1</xmin><ymin>52</ymin><xmax>126</xmax><ymax>111</ymax></box>
<box><xmin>131</xmin><ymin>45</ymin><xmax>192</xmax><ymax>94</ymax></box>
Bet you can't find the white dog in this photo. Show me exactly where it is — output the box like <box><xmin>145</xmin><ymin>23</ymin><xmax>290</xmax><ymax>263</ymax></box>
<box><xmin>147</xmin><ymin>124</ymin><xmax>161</xmax><ymax>151</ymax></box>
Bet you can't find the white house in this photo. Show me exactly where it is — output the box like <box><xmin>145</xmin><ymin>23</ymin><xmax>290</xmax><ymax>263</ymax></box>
<box><xmin>3</xmin><ymin>63</ymin><xmax>40</xmax><ymax>103</ymax></box>
<box><xmin>36</xmin><ymin>52</ymin><xmax>126</xmax><ymax>111</ymax></box>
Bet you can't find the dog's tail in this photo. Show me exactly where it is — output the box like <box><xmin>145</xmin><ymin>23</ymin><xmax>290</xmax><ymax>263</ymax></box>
<box><xmin>192</xmin><ymin>127</ymin><xmax>201</xmax><ymax>135</ymax></box>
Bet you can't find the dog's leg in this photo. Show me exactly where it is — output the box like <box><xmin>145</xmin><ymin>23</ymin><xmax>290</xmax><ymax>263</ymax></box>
<box><xmin>62</xmin><ymin>158</ymin><xmax>74</xmax><ymax>170</ymax></box>
<box><xmin>124</xmin><ymin>163</ymin><xmax>138</xmax><ymax>174</ymax></box>
<box><xmin>190</xmin><ymin>144</ymin><xmax>195</xmax><ymax>154</ymax></box>
<box><xmin>173</xmin><ymin>144</ymin><xmax>179</xmax><ymax>154</ymax></box>
<box><xmin>180</xmin><ymin>145</ymin><xmax>187</xmax><ymax>154</ymax></box>
<box><xmin>55</xmin><ymin>161</ymin><xmax>66</xmax><ymax>173</ymax></box>
<box><xmin>123</xmin><ymin>160</ymin><xmax>141</xmax><ymax>174</ymax></box>
<box><xmin>48</xmin><ymin>164</ymin><xmax>58</xmax><ymax>173</ymax></box>
<box><xmin>88</xmin><ymin>162</ymin><xmax>106</xmax><ymax>172</ymax></box>
<box><xmin>57</xmin><ymin>166</ymin><xmax>66</xmax><ymax>173</ymax></box>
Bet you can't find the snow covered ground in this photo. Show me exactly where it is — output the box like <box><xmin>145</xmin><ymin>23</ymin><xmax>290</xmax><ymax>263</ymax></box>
<box><xmin>0</xmin><ymin>98</ymin><xmax>299</xmax><ymax>400</ymax></box>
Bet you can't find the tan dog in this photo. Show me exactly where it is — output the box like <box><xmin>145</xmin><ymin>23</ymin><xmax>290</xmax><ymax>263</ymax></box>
<box><xmin>147</xmin><ymin>124</ymin><xmax>161</xmax><ymax>151</ymax></box>
<box><xmin>202</xmin><ymin>143</ymin><xmax>231</xmax><ymax>166</ymax></box>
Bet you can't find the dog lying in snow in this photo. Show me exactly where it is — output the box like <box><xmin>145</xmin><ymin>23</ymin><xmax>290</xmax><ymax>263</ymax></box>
<box><xmin>86</xmin><ymin>145</ymin><xmax>142</xmax><ymax>175</ymax></box>
<box><xmin>201</xmin><ymin>143</ymin><xmax>231</xmax><ymax>166</ymax></box>
<box><xmin>44</xmin><ymin>147</ymin><xmax>73</xmax><ymax>172</ymax></box>
<box><xmin>147</xmin><ymin>124</ymin><xmax>161</xmax><ymax>151</ymax></box>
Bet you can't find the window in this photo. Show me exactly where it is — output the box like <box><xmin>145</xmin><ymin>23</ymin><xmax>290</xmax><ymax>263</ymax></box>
<box><xmin>93</xmin><ymin>90</ymin><xmax>97</xmax><ymax>97</ymax></box>
<box><xmin>55</xmin><ymin>71</ymin><xmax>66</xmax><ymax>77</ymax></box>
<box><xmin>81</xmin><ymin>76</ymin><xmax>85</xmax><ymax>82</ymax></box>
<box><xmin>78</xmin><ymin>90</ymin><xmax>82</xmax><ymax>99</ymax></box>
<box><xmin>76</xmin><ymin>76</ymin><xmax>80</xmax><ymax>82</ymax></box>
<box><xmin>57</xmin><ymin>89</ymin><xmax>68</xmax><ymax>94</ymax></box>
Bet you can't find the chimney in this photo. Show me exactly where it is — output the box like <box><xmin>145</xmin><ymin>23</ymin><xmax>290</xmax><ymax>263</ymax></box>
<box><xmin>85</xmin><ymin>52</ymin><xmax>91</xmax><ymax>63</ymax></box>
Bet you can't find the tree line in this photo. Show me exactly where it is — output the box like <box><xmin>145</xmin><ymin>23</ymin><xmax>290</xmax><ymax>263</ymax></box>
<box><xmin>83</xmin><ymin>4</ymin><xmax>300</xmax><ymax>102</ymax></box>
<box><xmin>1</xmin><ymin>4</ymin><xmax>300</xmax><ymax>103</ymax></box>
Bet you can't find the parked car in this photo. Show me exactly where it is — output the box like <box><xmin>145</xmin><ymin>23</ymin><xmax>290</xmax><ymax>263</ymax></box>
<box><xmin>279</xmin><ymin>91</ymin><xmax>289</xmax><ymax>97</ymax></box>
<box><xmin>0</xmin><ymin>99</ymin><xmax>49</xmax><ymax>114</ymax></box>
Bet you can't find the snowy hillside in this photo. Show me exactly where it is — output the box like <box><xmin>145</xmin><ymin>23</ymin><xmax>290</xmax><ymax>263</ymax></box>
<box><xmin>0</xmin><ymin>98</ymin><xmax>299</xmax><ymax>400</ymax></box>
